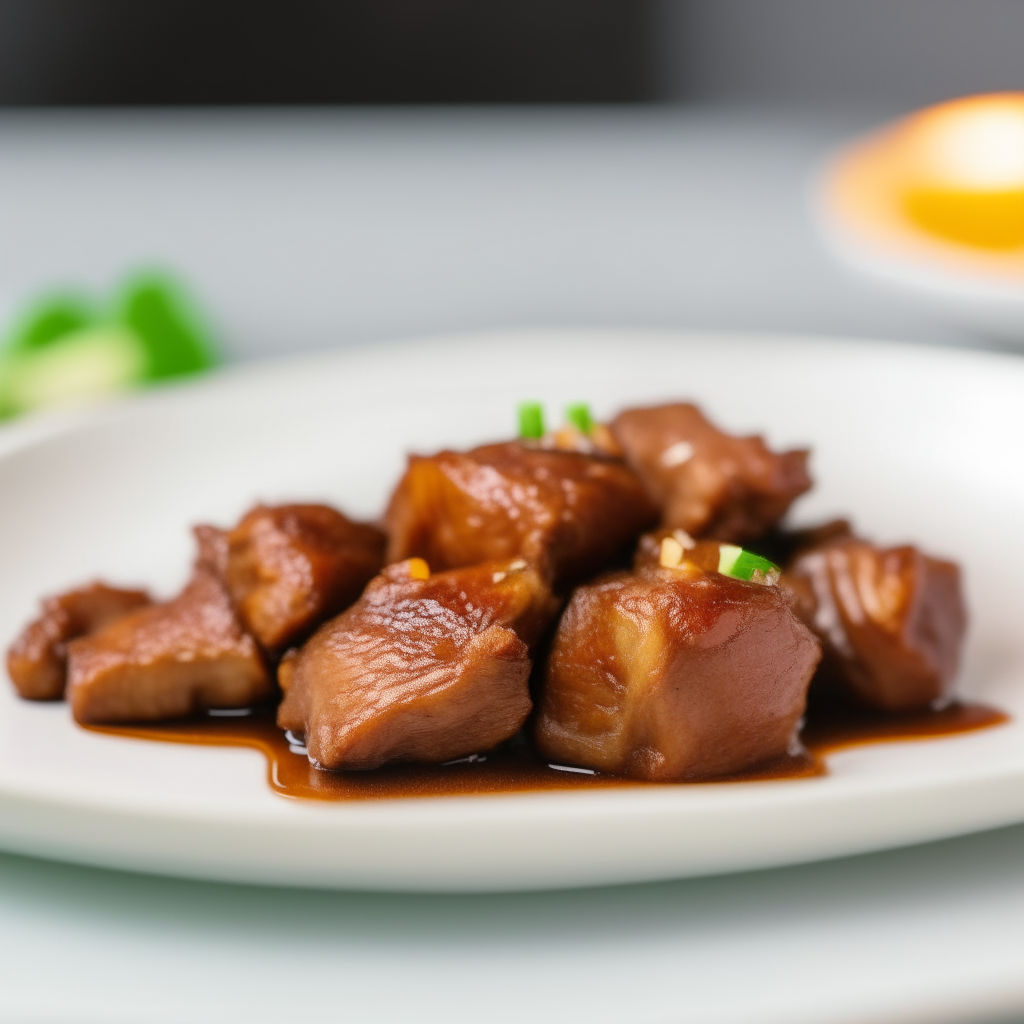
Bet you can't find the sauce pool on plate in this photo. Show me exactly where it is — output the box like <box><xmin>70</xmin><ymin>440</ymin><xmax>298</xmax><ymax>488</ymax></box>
<box><xmin>85</xmin><ymin>700</ymin><xmax>1008</xmax><ymax>801</ymax></box>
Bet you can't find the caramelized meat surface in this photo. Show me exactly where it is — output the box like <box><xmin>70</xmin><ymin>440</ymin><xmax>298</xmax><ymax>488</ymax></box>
<box><xmin>535</xmin><ymin>563</ymin><xmax>821</xmax><ymax>781</ymax></box>
<box><xmin>785</xmin><ymin>537</ymin><xmax>966</xmax><ymax>711</ymax></box>
<box><xmin>67</xmin><ymin>570</ymin><xmax>272</xmax><ymax>724</ymax></box>
<box><xmin>278</xmin><ymin>558</ymin><xmax>559</xmax><ymax>771</ymax></box>
<box><xmin>7</xmin><ymin>583</ymin><xmax>152</xmax><ymax>700</ymax></box>
<box><xmin>210</xmin><ymin>504</ymin><xmax>386</xmax><ymax>656</ymax></box>
<box><xmin>611</xmin><ymin>403</ymin><xmax>811</xmax><ymax>543</ymax></box>
<box><xmin>385</xmin><ymin>441</ymin><xmax>657</xmax><ymax>588</ymax></box>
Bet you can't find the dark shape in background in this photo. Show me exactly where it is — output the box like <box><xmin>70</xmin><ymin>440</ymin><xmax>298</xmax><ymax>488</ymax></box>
<box><xmin>0</xmin><ymin>0</ymin><xmax>658</xmax><ymax>105</ymax></box>
<box><xmin>0</xmin><ymin>0</ymin><xmax>1020</xmax><ymax>109</ymax></box>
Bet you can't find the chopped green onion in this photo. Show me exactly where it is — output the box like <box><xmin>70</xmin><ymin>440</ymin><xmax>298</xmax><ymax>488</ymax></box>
<box><xmin>565</xmin><ymin>402</ymin><xmax>594</xmax><ymax>434</ymax></box>
<box><xmin>717</xmin><ymin>544</ymin><xmax>780</xmax><ymax>583</ymax></box>
<box><xmin>518</xmin><ymin>401</ymin><xmax>545</xmax><ymax>439</ymax></box>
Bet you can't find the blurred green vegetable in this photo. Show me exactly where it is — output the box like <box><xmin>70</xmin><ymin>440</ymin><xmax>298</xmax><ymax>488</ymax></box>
<box><xmin>117</xmin><ymin>273</ymin><xmax>218</xmax><ymax>381</ymax></box>
<box><xmin>7</xmin><ymin>294</ymin><xmax>96</xmax><ymax>354</ymax></box>
<box><xmin>0</xmin><ymin>271</ymin><xmax>220</xmax><ymax>420</ymax></box>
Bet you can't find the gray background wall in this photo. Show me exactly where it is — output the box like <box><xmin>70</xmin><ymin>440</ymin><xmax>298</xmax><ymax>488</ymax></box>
<box><xmin>662</xmin><ymin>0</ymin><xmax>1024</xmax><ymax>109</ymax></box>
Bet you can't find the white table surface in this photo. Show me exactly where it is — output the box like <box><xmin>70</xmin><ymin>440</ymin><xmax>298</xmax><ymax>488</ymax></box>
<box><xmin>0</xmin><ymin>106</ymin><xmax>983</xmax><ymax>358</ymax></box>
<box><xmin>0</xmin><ymin>108</ymin><xmax>1021</xmax><ymax>1024</ymax></box>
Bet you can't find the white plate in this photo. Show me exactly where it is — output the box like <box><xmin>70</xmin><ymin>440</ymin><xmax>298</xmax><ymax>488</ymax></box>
<box><xmin>1</xmin><ymin>329</ymin><xmax>1023</xmax><ymax>893</ymax></box>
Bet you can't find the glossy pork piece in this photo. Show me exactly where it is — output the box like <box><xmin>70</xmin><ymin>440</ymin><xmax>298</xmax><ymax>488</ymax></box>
<box><xmin>7</xmin><ymin>583</ymin><xmax>152</xmax><ymax>700</ymax></box>
<box><xmin>212</xmin><ymin>504</ymin><xmax>386</xmax><ymax>656</ymax></box>
<box><xmin>785</xmin><ymin>537</ymin><xmax>966</xmax><ymax>712</ymax></box>
<box><xmin>535</xmin><ymin>562</ymin><xmax>821</xmax><ymax>781</ymax></box>
<box><xmin>278</xmin><ymin>558</ymin><xmax>559</xmax><ymax>771</ymax></box>
<box><xmin>385</xmin><ymin>441</ymin><xmax>657</xmax><ymax>589</ymax></box>
<box><xmin>610</xmin><ymin>403</ymin><xmax>811</xmax><ymax>543</ymax></box>
<box><xmin>67</xmin><ymin>570</ymin><xmax>272</xmax><ymax>724</ymax></box>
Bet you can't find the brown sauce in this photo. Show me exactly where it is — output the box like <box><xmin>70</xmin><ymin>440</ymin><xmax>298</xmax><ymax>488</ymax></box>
<box><xmin>802</xmin><ymin>699</ymin><xmax>1008</xmax><ymax>753</ymax></box>
<box><xmin>85</xmin><ymin>700</ymin><xmax>1009</xmax><ymax>801</ymax></box>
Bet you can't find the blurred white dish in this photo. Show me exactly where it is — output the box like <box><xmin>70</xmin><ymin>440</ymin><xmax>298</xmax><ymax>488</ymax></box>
<box><xmin>815</xmin><ymin>129</ymin><xmax>1024</xmax><ymax>343</ymax></box>
<box><xmin>0</xmin><ymin>329</ymin><xmax>1023</xmax><ymax>893</ymax></box>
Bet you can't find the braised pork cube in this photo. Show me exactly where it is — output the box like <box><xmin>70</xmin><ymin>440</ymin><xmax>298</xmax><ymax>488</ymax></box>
<box><xmin>277</xmin><ymin>557</ymin><xmax>559</xmax><ymax>771</ymax></box>
<box><xmin>66</xmin><ymin>570</ymin><xmax>272</xmax><ymax>724</ymax></box>
<box><xmin>7</xmin><ymin>583</ymin><xmax>152</xmax><ymax>700</ymax></box>
<box><xmin>385</xmin><ymin>441</ymin><xmax>657</xmax><ymax>588</ymax></box>
<box><xmin>610</xmin><ymin>403</ymin><xmax>811</xmax><ymax>543</ymax></box>
<box><xmin>535</xmin><ymin>559</ymin><xmax>821</xmax><ymax>781</ymax></box>
<box><xmin>206</xmin><ymin>504</ymin><xmax>386</xmax><ymax>656</ymax></box>
<box><xmin>785</xmin><ymin>537</ymin><xmax>966</xmax><ymax>712</ymax></box>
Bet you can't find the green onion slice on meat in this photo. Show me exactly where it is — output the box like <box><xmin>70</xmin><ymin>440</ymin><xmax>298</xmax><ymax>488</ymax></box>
<box><xmin>717</xmin><ymin>544</ymin><xmax>781</xmax><ymax>584</ymax></box>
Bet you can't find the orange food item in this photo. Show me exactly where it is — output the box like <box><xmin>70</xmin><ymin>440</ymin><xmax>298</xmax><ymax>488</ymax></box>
<box><xmin>824</xmin><ymin>92</ymin><xmax>1024</xmax><ymax>284</ymax></box>
<box><xmin>896</xmin><ymin>94</ymin><xmax>1024</xmax><ymax>250</ymax></box>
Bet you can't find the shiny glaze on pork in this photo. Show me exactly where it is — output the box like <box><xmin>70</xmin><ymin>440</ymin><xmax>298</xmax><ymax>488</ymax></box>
<box><xmin>535</xmin><ymin>560</ymin><xmax>821</xmax><ymax>781</ymax></box>
<box><xmin>67</xmin><ymin>569</ymin><xmax>272</xmax><ymax>724</ymax></box>
<box><xmin>7</xmin><ymin>583</ymin><xmax>152</xmax><ymax>700</ymax></box>
<box><xmin>277</xmin><ymin>558</ymin><xmax>559</xmax><ymax>770</ymax></box>
<box><xmin>784</xmin><ymin>535</ymin><xmax>966</xmax><ymax>712</ymax></box>
<box><xmin>213</xmin><ymin>503</ymin><xmax>385</xmax><ymax>656</ymax></box>
<box><xmin>385</xmin><ymin>440</ymin><xmax>657</xmax><ymax>588</ymax></box>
